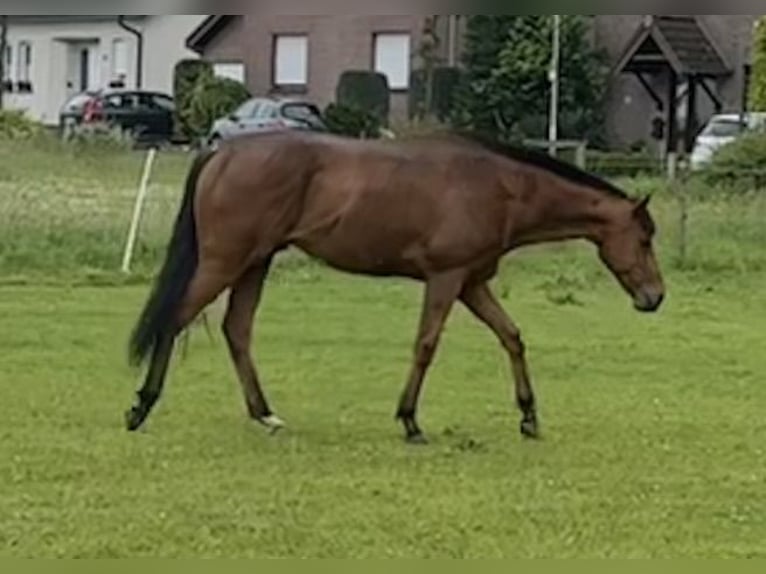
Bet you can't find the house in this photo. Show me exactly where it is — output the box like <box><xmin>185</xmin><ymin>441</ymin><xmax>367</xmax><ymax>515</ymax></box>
<box><xmin>186</xmin><ymin>15</ymin><xmax>464</xmax><ymax>120</ymax></box>
<box><xmin>1</xmin><ymin>15</ymin><xmax>206</xmax><ymax>125</ymax></box>
<box><xmin>187</xmin><ymin>14</ymin><xmax>758</xmax><ymax>150</ymax></box>
<box><xmin>596</xmin><ymin>15</ymin><xmax>759</xmax><ymax>152</ymax></box>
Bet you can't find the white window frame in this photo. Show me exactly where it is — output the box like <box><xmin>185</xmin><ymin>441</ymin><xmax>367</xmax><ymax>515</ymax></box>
<box><xmin>273</xmin><ymin>34</ymin><xmax>308</xmax><ymax>89</ymax></box>
<box><xmin>373</xmin><ymin>32</ymin><xmax>411</xmax><ymax>91</ymax></box>
<box><xmin>2</xmin><ymin>44</ymin><xmax>12</xmax><ymax>83</ymax></box>
<box><xmin>112</xmin><ymin>38</ymin><xmax>129</xmax><ymax>79</ymax></box>
<box><xmin>17</xmin><ymin>41</ymin><xmax>31</xmax><ymax>83</ymax></box>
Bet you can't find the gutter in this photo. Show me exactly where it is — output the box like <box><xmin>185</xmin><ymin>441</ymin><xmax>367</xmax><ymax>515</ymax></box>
<box><xmin>117</xmin><ymin>15</ymin><xmax>143</xmax><ymax>89</ymax></box>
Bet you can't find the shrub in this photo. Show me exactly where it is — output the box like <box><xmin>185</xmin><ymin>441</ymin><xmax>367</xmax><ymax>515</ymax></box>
<box><xmin>0</xmin><ymin>109</ymin><xmax>43</xmax><ymax>140</ymax></box>
<box><xmin>586</xmin><ymin>149</ymin><xmax>664</xmax><ymax>180</ymax></box>
<box><xmin>173</xmin><ymin>59</ymin><xmax>214</xmax><ymax>141</ymax></box>
<box><xmin>323</xmin><ymin>103</ymin><xmax>382</xmax><ymax>138</ymax></box>
<box><xmin>64</xmin><ymin>121</ymin><xmax>135</xmax><ymax>154</ymax></box>
<box><xmin>409</xmin><ymin>66</ymin><xmax>462</xmax><ymax>122</ymax></box>
<box><xmin>749</xmin><ymin>17</ymin><xmax>766</xmax><ymax>111</ymax></box>
<box><xmin>185</xmin><ymin>74</ymin><xmax>250</xmax><ymax>141</ymax></box>
<box><xmin>702</xmin><ymin>130</ymin><xmax>766</xmax><ymax>188</ymax></box>
<box><xmin>336</xmin><ymin>71</ymin><xmax>390</xmax><ymax>125</ymax></box>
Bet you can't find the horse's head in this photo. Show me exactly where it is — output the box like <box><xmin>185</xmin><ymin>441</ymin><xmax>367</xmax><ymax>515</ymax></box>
<box><xmin>598</xmin><ymin>196</ymin><xmax>665</xmax><ymax>313</ymax></box>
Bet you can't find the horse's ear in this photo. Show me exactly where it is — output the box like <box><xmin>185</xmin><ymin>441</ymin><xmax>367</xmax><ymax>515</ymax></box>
<box><xmin>634</xmin><ymin>195</ymin><xmax>651</xmax><ymax>213</ymax></box>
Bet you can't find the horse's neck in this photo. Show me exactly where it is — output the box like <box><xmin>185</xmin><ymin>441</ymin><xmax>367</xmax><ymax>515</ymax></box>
<box><xmin>510</xmin><ymin>182</ymin><xmax>618</xmax><ymax>248</ymax></box>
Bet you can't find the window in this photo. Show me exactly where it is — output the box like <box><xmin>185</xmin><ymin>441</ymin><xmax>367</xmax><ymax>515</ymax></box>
<box><xmin>112</xmin><ymin>38</ymin><xmax>129</xmax><ymax>79</ymax></box>
<box><xmin>232</xmin><ymin>99</ymin><xmax>261</xmax><ymax>119</ymax></box>
<box><xmin>213</xmin><ymin>62</ymin><xmax>246</xmax><ymax>84</ymax></box>
<box><xmin>701</xmin><ymin>118</ymin><xmax>743</xmax><ymax>138</ymax></box>
<box><xmin>151</xmin><ymin>94</ymin><xmax>175</xmax><ymax>112</ymax></box>
<box><xmin>257</xmin><ymin>102</ymin><xmax>281</xmax><ymax>119</ymax></box>
<box><xmin>273</xmin><ymin>35</ymin><xmax>308</xmax><ymax>88</ymax></box>
<box><xmin>373</xmin><ymin>33</ymin><xmax>411</xmax><ymax>90</ymax></box>
<box><xmin>104</xmin><ymin>93</ymin><xmax>137</xmax><ymax>110</ymax></box>
<box><xmin>17</xmin><ymin>41</ymin><xmax>32</xmax><ymax>93</ymax></box>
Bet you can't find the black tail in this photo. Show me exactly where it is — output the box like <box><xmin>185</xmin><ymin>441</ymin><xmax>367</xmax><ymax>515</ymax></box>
<box><xmin>128</xmin><ymin>150</ymin><xmax>217</xmax><ymax>367</ymax></box>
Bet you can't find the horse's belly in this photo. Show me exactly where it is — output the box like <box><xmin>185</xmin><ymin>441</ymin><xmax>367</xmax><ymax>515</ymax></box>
<box><xmin>292</xmin><ymin>219</ymin><xmax>425</xmax><ymax>279</ymax></box>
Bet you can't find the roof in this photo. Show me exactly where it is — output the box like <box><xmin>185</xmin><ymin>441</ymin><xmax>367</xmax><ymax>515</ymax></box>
<box><xmin>7</xmin><ymin>16</ymin><xmax>146</xmax><ymax>24</ymax></box>
<box><xmin>186</xmin><ymin>15</ymin><xmax>236</xmax><ymax>52</ymax></box>
<box><xmin>614</xmin><ymin>15</ymin><xmax>731</xmax><ymax>77</ymax></box>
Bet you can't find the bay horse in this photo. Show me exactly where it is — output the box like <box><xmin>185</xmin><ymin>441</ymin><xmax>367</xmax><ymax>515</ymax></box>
<box><xmin>125</xmin><ymin>130</ymin><xmax>664</xmax><ymax>443</ymax></box>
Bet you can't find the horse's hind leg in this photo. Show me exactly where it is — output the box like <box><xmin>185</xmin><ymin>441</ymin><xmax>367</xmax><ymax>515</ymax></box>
<box><xmin>126</xmin><ymin>263</ymin><xmax>233</xmax><ymax>431</ymax></box>
<box><xmin>222</xmin><ymin>259</ymin><xmax>283</xmax><ymax>433</ymax></box>
<box><xmin>125</xmin><ymin>330</ymin><xmax>175</xmax><ymax>431</ymax></box>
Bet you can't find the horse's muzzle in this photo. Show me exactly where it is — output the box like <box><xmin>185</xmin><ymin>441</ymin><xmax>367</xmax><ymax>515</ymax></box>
<box><xmin>634</xmin><ymin>290</ymin><xmax>664</xmax><ymax>313</ymax></box>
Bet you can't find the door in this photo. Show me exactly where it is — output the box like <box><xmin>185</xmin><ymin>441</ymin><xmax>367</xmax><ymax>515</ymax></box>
<box><xmin>65</xmin><ymin>41</ymin><xmax>98</xmax><ymax>98</ymax></box>
<box><xmin>134</xmin><ymin>93</ymin><xmax>175</xmax><ymax>141</ymax></box>
<box><xmin>78</xmin><ymin>48</ymin><xmax>90</xmax><ymax>92</ymax></box>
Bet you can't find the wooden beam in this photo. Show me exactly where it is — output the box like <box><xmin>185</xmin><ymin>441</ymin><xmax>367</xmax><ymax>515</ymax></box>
<box><xmin>667</xmin><ymin>67</ymin><xmax>679</xmax><ymax>155</ymax></box>
<box><xmin>685</xmin><ymin>76</ymin><xmax>698</xmax><ymax>153</ymax></box>
<box><xmin>634</xmin><ymin>71</ymin><xmax>665</xmax><ymax>112</ymax></box>
<box><xmin>698</xmin><ymin>78</ymin><xmax>723</xmax><ymax>113</ymax></box>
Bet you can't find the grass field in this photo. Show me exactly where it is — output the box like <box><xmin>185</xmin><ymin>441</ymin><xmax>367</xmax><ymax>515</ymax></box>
<box><xmin>1</xmin><ymin>262</ymin><xmax>765</xmax><ymax>558</ymax></box>
<box><xmin>1</xmin><ymin>138</ymin><xmax>766</xmax><ymax>558</ymax></box>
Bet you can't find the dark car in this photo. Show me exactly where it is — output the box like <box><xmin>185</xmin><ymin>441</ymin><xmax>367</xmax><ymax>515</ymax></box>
<box><xmin>208</xmin><ymin>97</ymin><xmax>326</xmax><ymax>145</ymax></box>
<box><xmin>59</xmin><ymin>89</ymin><xmax>177</xmax><ymax>144</ymax></box>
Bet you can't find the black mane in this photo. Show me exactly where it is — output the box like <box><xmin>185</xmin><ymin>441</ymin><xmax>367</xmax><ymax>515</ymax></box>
<box><xmin>450</xmin><ymin>131</ymin><xmax>629</xmax><ymax>200</ymax></box>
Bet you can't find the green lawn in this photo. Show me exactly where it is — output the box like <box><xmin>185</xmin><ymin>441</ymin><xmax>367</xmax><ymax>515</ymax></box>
<box><xmin>1</xmin><ymin>261</ymin><xmax>765</xmax><ymax>558</ymax></box>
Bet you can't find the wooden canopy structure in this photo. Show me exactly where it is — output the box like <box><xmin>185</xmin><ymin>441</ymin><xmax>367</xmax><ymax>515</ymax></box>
<box><xmin>614</xmin><ymin>15</ymin><xmax>732</xmax><ymax>154</ymax></box>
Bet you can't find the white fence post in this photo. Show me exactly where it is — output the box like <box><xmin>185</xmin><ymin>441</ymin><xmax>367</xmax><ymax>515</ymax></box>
<box><xmin>121</xmin><ymin>147</ymin><xmax>157</xmax><ymax>274</ymax></box>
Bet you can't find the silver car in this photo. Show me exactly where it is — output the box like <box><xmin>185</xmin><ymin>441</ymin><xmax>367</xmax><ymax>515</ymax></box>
<box><xmin>690</xmin><ymin>112</ymin><xmax>766</xmax><ymax>170</ymax></box>
<box><xmin>208</xmin><ymin>97</ymin><xmax>326</xmax><ymax>145</ymax></box>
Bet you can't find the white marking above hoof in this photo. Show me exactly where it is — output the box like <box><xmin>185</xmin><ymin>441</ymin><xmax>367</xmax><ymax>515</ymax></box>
<box><xmin>259</xmin><ymin>415</ymin><xmax>286</xmax><ymax>434</ymax></box>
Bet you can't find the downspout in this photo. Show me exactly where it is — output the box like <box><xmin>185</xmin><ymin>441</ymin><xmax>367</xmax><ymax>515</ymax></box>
<box><xmin>0</xmin><ymin>15</ymin><xmax>8</xmax><ymax>109</ymax></box>
<box><xmin>118</xmin><ymin>15</ymin><xmax>143</xmax><ymax>89</ymax></box>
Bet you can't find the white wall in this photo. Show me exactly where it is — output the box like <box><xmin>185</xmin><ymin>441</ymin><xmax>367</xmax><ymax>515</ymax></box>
<box><xmin>142</xmin><ymin>15</ymin><xmax>206</xmax><ymax>95</ymax></box>
<box><xmin>3</xmin><ymin>16</ymin><xmax>205</xmax><ymax>126</ymax></box>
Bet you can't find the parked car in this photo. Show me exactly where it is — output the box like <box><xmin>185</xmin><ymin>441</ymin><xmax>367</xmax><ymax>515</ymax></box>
<box><xmin>59</xmin><ymin>89</ymin><xmax>177</xmax><ymax>144</ymax></box>
<box><xmin>208</xmin><ymin>97</ymin><xmax>326</xmax><ymax>145</ymax></box>
<box><xmin>690</xmin><ymin>112</ymin><xmax>766</xmax><ymax>170</ymax></box>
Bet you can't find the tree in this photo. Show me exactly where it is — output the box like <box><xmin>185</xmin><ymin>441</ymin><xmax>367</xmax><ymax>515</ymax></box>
<box><xmin>453</xmin><ymin>16</ymin><xmax>609</xmax><ymax>144</ymax></box>
<box><xmin>416</xmin><ymin>15</ymin><xmax>441</xmax><ymax>120</ymax></box>
<box><xmin>748</xmin><ymin>17</ymin><xmax>766</xmax><ymax>111</ymax></box>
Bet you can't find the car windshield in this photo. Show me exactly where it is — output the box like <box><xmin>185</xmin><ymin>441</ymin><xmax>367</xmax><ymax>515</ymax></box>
<box><xmin>234</xmin><ymin>100</ymin><xmax>260</xmax><ymax>118</ymax></box>
<box><xmin>702</xmin><ymin>118</ymin><xmax>743</xmax><ymax>138</ymax></box>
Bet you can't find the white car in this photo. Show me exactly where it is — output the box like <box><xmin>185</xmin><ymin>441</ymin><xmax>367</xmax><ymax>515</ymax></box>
<box><xmin>690</xmin><ymin>112</ymin><xmax>766</xmax><ymax>170</ymax></box>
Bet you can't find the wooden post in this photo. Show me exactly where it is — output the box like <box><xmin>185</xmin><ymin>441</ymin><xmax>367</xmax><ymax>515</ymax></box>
<box><xmin>575</xmin><ymin>142</ymin><xmax>587</xmax><ymax>169</ymax></box>
<box><xmin>684</xmin><ymin>75</ymin><xmax>698</xmax><ymax>154</ymax></box>
<box><xmin>676</xmin><ymin>163</ymin><xmax>689</xmax><ymax>268</ymax></box>
<box><xmin>666</xmin><ymin>67</ymin><xmax>678</xmax><ymax>179</ymax></box>
<box><xmin>121</xmin><ymin>148</ymin><xmax>158</xmax><ymax>274</ymax></box>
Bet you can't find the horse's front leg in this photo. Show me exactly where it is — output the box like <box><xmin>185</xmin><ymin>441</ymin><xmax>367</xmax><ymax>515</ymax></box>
<box><xmin>395</xmin><ymin>271</ymin><xmax>465</xmax><ymax>444</ymax></box>
<box><xmin>461</xmin><ymin>282</ymin><xmax>540</xmax><ymax>439</ymax></box>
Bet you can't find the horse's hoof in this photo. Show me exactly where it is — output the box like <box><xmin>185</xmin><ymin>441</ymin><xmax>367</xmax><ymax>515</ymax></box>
<box><xmin>125</xmin><ymin>407</ymin><xmax>144</xmax><ymax>432</ymax></box>
<box><xmin>520</xmin><ymin>419</ymin><xmax>540</xmax><ymax>440</ymax></box>
<box><xmin>406</xmin><ymin>433</ymin><xmax>429</xmax><ymax>445</ymax></box>
<box><xmin>258</xmin><ymin>414</ymin><xmax>286</xmax><ymax>435</ymax></box>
